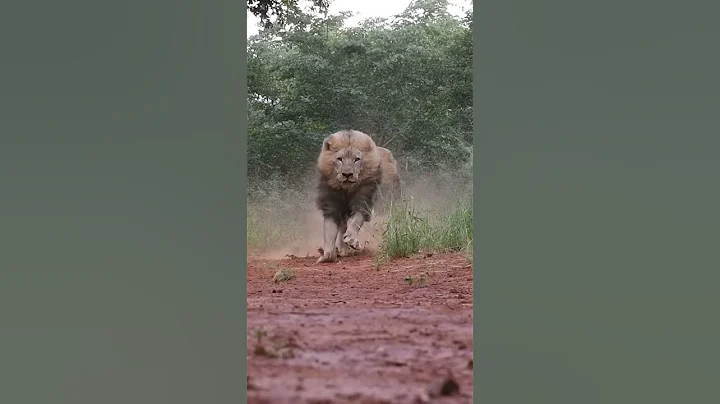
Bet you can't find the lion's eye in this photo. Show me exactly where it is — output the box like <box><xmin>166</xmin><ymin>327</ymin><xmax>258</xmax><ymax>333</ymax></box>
<box><xmin>354</xmin><ymin>157</ymin><xmax>360</xmax><ymax>162</ymax></box>
<box><xmin>337</xmin><ymin>158</ymin><xmax>342</xmax><ymax>162</ymax></box>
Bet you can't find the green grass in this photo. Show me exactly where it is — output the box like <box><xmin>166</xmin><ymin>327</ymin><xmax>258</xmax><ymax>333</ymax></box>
<box><xmin>375</xmin><ymin>196</ymin><xmax>473</xmax><ymax>267</ymax></box>
<box><xmin>466</xmin><ymin>239</ymin><xmax>474</xmax><ymax>263</ymax></box>
<box><xmin>272</xmin><ymin>268</ymin><xmax>296</xmax><ymax>283</ymax></box>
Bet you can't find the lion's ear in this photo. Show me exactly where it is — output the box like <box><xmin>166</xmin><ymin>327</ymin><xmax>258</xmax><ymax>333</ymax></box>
<box><xmin>323</xmin><ymin>138</ymin><xmax>332</xmax><ymax>151</ymax></box>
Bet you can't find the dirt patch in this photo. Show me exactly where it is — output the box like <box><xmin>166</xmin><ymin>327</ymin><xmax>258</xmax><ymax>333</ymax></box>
<box><xmin>247</xmin><ymin>252</ymin><xmax>474</xmax><ymax>404</ymax></box>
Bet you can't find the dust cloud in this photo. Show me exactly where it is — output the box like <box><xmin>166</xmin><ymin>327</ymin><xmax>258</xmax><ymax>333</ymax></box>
<box><xmin>247</xmin><ymin>170</ymin><xmax>471</xmax><ymax>259</ymax></box>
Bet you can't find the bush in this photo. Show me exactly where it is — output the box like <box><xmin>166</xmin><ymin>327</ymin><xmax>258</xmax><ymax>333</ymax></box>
<box><xmin>375</xmin><ymin>195</ymin><xmax>472</xmax><ymax>266</ymax></box>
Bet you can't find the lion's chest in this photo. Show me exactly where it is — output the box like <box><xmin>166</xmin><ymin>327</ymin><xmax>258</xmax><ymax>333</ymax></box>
<box><xmin>317</xmin><ymin>180</ymin><xmax>379</xmax><ymax>223</ymax></box>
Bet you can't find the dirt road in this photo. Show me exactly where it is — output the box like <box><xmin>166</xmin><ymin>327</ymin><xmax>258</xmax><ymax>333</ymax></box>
<box><xmin>247</xmin><ymin>252</ymin><xmax>474</xmax><ymax>404</ymax></box>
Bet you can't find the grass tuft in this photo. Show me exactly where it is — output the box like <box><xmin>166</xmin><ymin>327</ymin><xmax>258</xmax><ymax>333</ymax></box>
<box><xmin>375</xmin><ymin>196</ymin><xmax>473</xmax><ymax>267</ymax></box>
<box><xmin>272</xmin><ymin>268</ymin><xmax>296</xmax><ymax>283</ymax></box>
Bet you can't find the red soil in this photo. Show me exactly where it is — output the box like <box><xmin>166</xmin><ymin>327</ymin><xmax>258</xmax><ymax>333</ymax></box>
<box><xmin>247</xmin><ymin>252</ymin><xmax>474</xmax><ymax>404</ymax></box>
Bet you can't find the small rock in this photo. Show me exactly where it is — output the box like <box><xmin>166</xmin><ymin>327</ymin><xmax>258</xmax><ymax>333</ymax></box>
<box><xmin>426</xmin><ymin>372</ymin><xmax>460</xmax><ymax>398</ymax></box>
<box><xmin>414</xmin><ymin>392</ymin><xmax>431</xmax><ymax>403</ymax></box>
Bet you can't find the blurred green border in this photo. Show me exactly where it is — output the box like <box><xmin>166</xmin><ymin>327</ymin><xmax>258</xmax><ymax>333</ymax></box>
<box><xmin>475</xmin><ymin>0</ymin><xmax>720</xmax><ymax>402</ymax></box>
<box><xmin>0</xmin><ymin>1</ymin><xmax>248</xmax><ymax>403</ymax></box>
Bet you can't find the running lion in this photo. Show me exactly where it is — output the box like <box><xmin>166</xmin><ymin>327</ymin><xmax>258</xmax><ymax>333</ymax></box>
<box><xmin>315</xmin><ymin>130</ymin><xmax>401</xmax><ymax>264</ymax></box>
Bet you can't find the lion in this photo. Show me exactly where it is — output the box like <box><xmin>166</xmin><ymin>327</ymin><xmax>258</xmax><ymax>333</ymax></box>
<box><xmin>315</xmin><ymin>130</ymin><xmax>401</xmax><ymax>264</ymax></box>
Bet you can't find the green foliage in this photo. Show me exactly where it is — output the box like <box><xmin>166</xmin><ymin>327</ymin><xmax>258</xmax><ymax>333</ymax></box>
<box><xmin>375</xmin><ymin>195</ymin><xmax>473</xmax><ymax>265</ymax></box>
<box><xmin>248</xmin><ymin>0</ymin><xmax>473</xmax><ymax>186</ymax></box>
<box><xmin>248</xmin><ymin>0</ymin><xmax>330</xmax><ymax>29</ymax></box>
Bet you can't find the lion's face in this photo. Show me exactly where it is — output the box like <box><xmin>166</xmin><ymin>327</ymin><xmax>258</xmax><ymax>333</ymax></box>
<box><xmin>318</xmin><ymin>130</ymin><xmax>382</xmax><ymax>190</ymax></box>
<box><xmin>332</xmin><ymin>148</ymin><xmax>364</xmax><ymax>186</ymax></box>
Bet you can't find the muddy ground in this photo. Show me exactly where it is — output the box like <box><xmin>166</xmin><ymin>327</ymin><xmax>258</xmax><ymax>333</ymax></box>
<box><xmin>247</xmin><ymin>252</ymin><xmax>474</xmax><ymax>404</ymax></box>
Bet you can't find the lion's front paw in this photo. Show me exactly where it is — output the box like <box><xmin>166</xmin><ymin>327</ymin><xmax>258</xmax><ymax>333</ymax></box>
<box><xmin>315</xmin><ymin>249</ymin><xmax>337</xmax><ymax>264</ymax></box>
<box><xmin>336</xmin><ymin>243</ymin><xmax>354</xmax><ymax>257</ymax></box>
<box><xmin>342</xmin><ymin>230</ymin><xmax>362</xmax><ymax>250</ymax></box>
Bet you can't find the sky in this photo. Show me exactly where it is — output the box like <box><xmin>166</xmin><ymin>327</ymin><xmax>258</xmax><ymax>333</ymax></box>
<box><xmin>246</xmin><ymin>0</ymin><xmax>471</xmax><ymax>38</ymax></box>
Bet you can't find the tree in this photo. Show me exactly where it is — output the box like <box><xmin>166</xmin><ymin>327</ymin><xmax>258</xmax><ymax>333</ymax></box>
<box><xmin>247</xmin><ymin>0</ymin><xmax>330</xmax><ymax>28</ymax></box>
<box><xmin>248</xmin><ymin>0</ymin><xmax>473</xmax><ymax>186</ymax></box>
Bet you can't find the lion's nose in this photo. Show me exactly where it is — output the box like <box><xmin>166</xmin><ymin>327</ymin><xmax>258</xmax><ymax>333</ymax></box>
<box><xmin>342</xmin><ymin>172</ymin><xmax>353</xmax><ymax>179</ymax></box>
